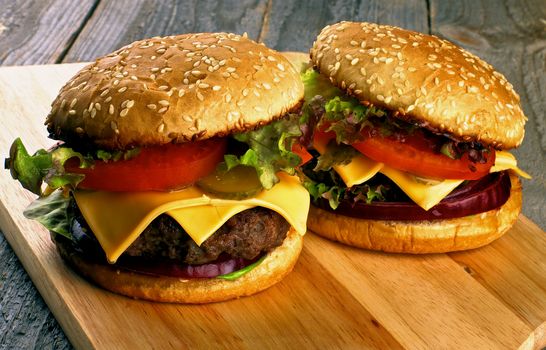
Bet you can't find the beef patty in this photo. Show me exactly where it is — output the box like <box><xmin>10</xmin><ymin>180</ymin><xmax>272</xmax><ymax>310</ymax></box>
<box><xmin>70</xmin><ymin>205</ymin><xmax>290</xmax><ymax>265</ymax></box>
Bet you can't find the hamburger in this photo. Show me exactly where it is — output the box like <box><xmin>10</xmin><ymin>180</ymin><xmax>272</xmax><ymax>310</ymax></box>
<box><xmin>299</xmin><ymin>22</ymin><xmax>530</xmax><ymax>253</ymax></box>
<box><xmin>5</xmin><ymin>32</ymin><xmax>310</xmax><ymax>303</ymax></box>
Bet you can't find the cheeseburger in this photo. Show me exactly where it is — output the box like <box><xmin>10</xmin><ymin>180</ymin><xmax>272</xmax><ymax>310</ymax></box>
<box><xmin>300</xmin><ymin>22</ymin><xmax>530</xmax><ymax>253</ymax></box>
<box><xmin>6</xmin><ymin>33</ymin><xmax>310</xmax><ymax>303</ymax></box>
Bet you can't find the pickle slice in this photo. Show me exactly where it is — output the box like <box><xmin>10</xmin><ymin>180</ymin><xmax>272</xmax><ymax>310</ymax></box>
<box><xmin>197</xmin><ymin>165</ymin><xmax>263</xmax><ymax>200</ymax></box>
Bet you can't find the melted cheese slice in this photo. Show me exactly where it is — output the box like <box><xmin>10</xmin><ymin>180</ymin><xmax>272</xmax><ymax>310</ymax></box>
<box><xmin>490</xmin><ymin>151</ymin><xmax>531</xmax><ymax>179</ymax></box>
<box><xmin>314</xmin><ymin>137</ymin><xmax>528</xmax><ymax>211</ymax></box>
<box><xmin>74</xmin><ymin>173</ymin><xmax>309</xmax><ymax>263</ymax></box>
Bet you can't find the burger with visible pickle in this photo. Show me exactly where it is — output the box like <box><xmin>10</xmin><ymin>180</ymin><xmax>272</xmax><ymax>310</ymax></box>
<box><xmin>5</xmin><ymin>33</ymin><xmax>310</xmax><ymax>303</ymax></box>
<box><xmin>299</xmin><ymin>22</ymin><xmax>530</xmax><ymax>253</ymax></box>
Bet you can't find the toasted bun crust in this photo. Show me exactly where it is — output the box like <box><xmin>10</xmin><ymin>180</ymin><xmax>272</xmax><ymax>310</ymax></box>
<box><xmin>310</xmin><ymin>22</ymin><xmax>525</xmax><ymax>149</ymax></box>
<box><xmin>307</xmin><ymin>172</ymin><xmax>522</xmax><ymax>253</ymax></box>
<box><xmin>46</xmin><ymin>33</ymin><xmax>304</xmax><ymax>149</ymax></box>
<box><xmin>55</xmin><ymin>228</ymin><xmax>302</xmax><ymax>303</ymax></box>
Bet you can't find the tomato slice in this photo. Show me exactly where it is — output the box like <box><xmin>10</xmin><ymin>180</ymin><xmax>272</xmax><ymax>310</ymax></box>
<box><xmin>351</xmin><ymin>127</ymin><xmax>494</xmax><ymax>180</ymax></box>
<box><xmin>66</xmin><ymin>138</ymin><xmax>227</xmax><ymax>191</ymax></box>
<box><xmin>313</xmin><ymin>127</ymin><xmax>494</xmax><ymax>180</ymax></box>
<box><xmin>292</xmin><ymin>143</ymin><xmax>313</xmax><ymax>165</ymax></box>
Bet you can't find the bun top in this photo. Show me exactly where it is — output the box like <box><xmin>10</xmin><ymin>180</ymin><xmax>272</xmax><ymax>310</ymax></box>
<box><xmin>46</xmin><ymin>33</ymin><xmax>304</xmax><ymax>149</ymax></box>
<box><xmin>310</xmin><ymin>21</ymin><xmax>525</xmax><ymax>149</ymax></box>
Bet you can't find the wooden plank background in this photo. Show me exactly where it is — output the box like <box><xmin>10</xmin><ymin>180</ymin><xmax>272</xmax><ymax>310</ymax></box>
<box><xmin>0</xmin><ymin>0</ymin><xmax>543</xmax><ymax>348</ymax></box>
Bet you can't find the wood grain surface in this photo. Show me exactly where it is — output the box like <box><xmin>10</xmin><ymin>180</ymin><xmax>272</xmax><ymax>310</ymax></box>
<box><xmin>0</xmin><ymin>57</ymin><xmax>545</xmax><ymax>350</ymax></box>
<box><xmin>0</xmin><ymin>0</ymin><xmax>544</xmax><ymax>348</ymax></box>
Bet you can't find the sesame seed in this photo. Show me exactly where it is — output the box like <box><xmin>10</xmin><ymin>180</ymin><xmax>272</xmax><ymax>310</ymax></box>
<box><xmin>105</xmin><ymin>96</ymin><xmax>112</xmax><ymax>103</ymax></box>
<box><xmin>212</xmin><ymin>85</ymin><xmax>221</xmax><ymax>91</ymax></box>
<box><xmin>126</xmin><ymin>100</ymin><xmax>135</xmax><ymax>108</ymax></box>
<box><xmin>68</xmin><ymin>109</ymin><xmax>76</xmax><ymax>115</ymax></box>
<box><xmin>196</xmin><ymin>92</ymin><xmax>204</xmax><ymax>101</ymax></box>
<box><xmin>157</xmin><ymin>123</ymin><xmax>165</xmax><ymax>132</ymax></box>
<box><xmin>158</xmin><ymin>107</ymin><xmax>168</xmax><ymax>113</ymax></box>
<box><xmin>158</xmin><ymin>100</ymin><xmax>169</xmax><ymax>106</ymax></box>
<box><xmin>262</xmin><ymin>83</ymin><xmax>271</xmax><ymax>90</ymax></box>
<box><xmin>120</xmin><ymin>108</ymin><xmax>129</xmax><ymax>117</ymax></box>
<box><xmin>277</xmin><ymin>63</ymin><xmax>285</xmax><ymax>71</ymax></box>
<box><xmin>109</xmin><ymin>104</ymin><xmax>115</xmax><ymax>115</ymax></box>
<box><xmin>70</xmin><ymin>98</ymin><xmax>77</xmax><ymax>108</ymax></box>
<box><xmin>225</xmin><ymin>93</ymin><xmax>232</xmax><ymax>102</ymax></box>
<box><xmin>351</xmin><ymin>58</ymin><xmax>359</xmax><ymax>65</ymax></box>
<box><xmin>118</xmin><ymin>87</ymin><xmax>127</xmax><ymax>93</ymax></box>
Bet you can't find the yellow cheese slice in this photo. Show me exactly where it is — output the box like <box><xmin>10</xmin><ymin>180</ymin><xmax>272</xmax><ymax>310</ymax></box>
<box><xmin>379</xmin><ymin>166</ymin><xmax>463</xmax><ymax>210</ymax></box>
<box><xmin>74</xmin><ymin>173</ymin><xmax>309</xmax><ymax>263</ymax></box>
<box><xmin>490</xmin><ymin>151</ymin><xmax>531</xmax><ymax>179</ymax></box>
<box><xmin>313</xmin><ymin>134</ymin><xmax>384</xmax><ymax>186</ymax></box>
<box><xmin>314</xmin><ymin>137</ymin><xmax>528</xmax><ymax>210</ymax></box>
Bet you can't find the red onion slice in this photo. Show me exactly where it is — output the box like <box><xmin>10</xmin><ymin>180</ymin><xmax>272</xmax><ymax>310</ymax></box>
<box><xmin>115</xmin><ymin>254</ymin><xmax>260</xmax><ymax>278</ymax></box>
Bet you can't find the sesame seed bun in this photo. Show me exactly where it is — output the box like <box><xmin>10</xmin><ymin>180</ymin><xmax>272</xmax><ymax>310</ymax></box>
<box><xmin>307</xmin><ymin>172</ymin><xmax>522</xmax><ymax>253</ymax></box>
<box><xmin>54</xmin><ymin>227</ymin><xmax>302</xmax><ymax>303</ymax></box>
<box><xmin>310</xmin><ymin>21</ymin><xmax>526</xmax><ymax>149</ymax></box>
<box><xmin>46</xmin><ymin>33</ymin><xmax>304</xmax><ymax>149</ymax></box>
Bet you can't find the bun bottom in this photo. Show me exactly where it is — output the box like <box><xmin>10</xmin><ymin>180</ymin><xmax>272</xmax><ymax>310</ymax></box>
<box><xmin>55</xmin><ymin>228</ymin><xmax>302</xmax><ymax>303</ymax></box>
<box><xmin>307</xmin><ymin>172</ymin><xmax>522</xmax><ymax>253</ymax></box>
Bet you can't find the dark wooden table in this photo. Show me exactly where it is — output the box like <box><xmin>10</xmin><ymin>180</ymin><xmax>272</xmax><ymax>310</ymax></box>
<box><xmin>0</xmin><ymin>1</ymin><xmax>544</xmax><ymax>348</ymax></box>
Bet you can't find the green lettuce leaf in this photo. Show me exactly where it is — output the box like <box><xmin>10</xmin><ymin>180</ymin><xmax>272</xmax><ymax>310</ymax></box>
<box><xmin>96</xmin><ymin>148</ymin><xmax>141</xmax><ymax>162</ymax></box>
<box><xmin>23</xmin><ymin>190</ymin><xmax>72</xmax><ymax>239</ymax></box>
<box><xmin>216</xmin><ymin>255</ymin><xmax>266</xmax><ymax>280</ymax></box>
<box><xmin>323</xmin><ymin>96</ymin><xmax>386</xmax><ymax>144</ymax></box>
<box><xmin>302</xmin><ymin>175</ymin><xmax>345</xmax><ymax>209</ymax></box>
<box><xmin>314</xmin><ymin>141</ymin><xmax>361</xmax><ymax>172</ymax></box>
<box><xmin>5</xmin><ymin>138</ymin><xmax>91</xmax><ymax>195</ymax></box>
<box><xmin>225</xmin><ymin>116</ymin><xmax>303</xmax><ymax>189</ymax></box>
<box><xmin>301</xmin><ymin>69</ymin><xmax>343</xmax><ymax>103</ymax></box>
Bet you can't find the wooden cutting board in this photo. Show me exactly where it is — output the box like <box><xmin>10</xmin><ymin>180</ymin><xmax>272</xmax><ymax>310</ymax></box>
<box><xmin>0</xmin><ymin>55</ymin><xmax>545</xmax><ymax>350</ymax></box>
